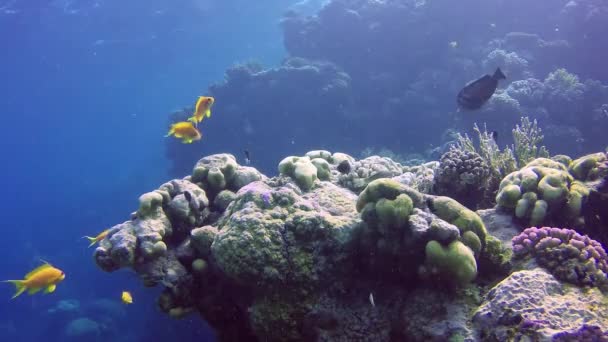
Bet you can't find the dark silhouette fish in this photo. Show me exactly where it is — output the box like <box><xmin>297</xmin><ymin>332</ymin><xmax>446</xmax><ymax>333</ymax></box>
<box><xmin>244</xmin><ymin>149</ymin><xmax>251</xmax><ymax>165</ymax></box>
<box><xmin>491</xmin><ymin>130</ymin><xmax>498</xmax><ymax>143</ymax></box>
<box><xmin>457</xmin><ymin>68</ymin><xmax>506</xmax><ymax>110</ymax></box>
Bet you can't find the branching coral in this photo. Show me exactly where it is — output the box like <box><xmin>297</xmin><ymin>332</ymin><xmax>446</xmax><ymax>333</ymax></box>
<box><xmin>512</xmin><ymin>117</ymin><xmax>550</xmax><ymax>166</ymax></box>
<box><xmin>449</xmin><ymin>117</ymin><xmax>550</xmax><ymax>206</ymax></box>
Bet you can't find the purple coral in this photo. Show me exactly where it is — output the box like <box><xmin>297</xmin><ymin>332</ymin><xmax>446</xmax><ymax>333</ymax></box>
<box><xmin>553</xmin><ymin>324</ymin><xmax>608</xmax><ymax>341</ymax></box>
<box><xmin>261</xmin><ymin>192</ymin><xmax>271</xmax><ymax>206</ymax></box>
<box><xmin>512</xmin><ymin>227</ymin><xmax>608</xmax><ymax>288</ymax></box>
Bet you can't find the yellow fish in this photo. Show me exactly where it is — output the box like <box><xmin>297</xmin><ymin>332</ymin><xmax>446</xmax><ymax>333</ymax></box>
<box><xmin>121</xmin><ymin>291</ymin><xmax>133</xmax><ymax>304</ymax></box>
<box><xmin>188</xmin><ymin>96</ymin><xmax>214</xmax><ymax>125</ymax></box>
<box><xmin>165</xmin><ymin>121</ymin><xmax>202</xmax><ymax>144</ymax></box>
<box><xmin>83</xmin><ymin>228</ymin><xmax>110</xmax><ymax>247</ymax></box>
<box><xmin>3</xmin><ymin>261</ymin><xmax>66</xmax><ymax>299</ymax></box>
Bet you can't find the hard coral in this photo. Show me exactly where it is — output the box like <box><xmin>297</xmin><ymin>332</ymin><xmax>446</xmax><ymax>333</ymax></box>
<box><xmin>512</xmin><ymin>227</ymin><xmax>608</xmax><ymax>289</ymax></box>
<box><xmin>434</xmin><ymin>148</ymin><xmax>490</xmax><ymax>209</ymax></box>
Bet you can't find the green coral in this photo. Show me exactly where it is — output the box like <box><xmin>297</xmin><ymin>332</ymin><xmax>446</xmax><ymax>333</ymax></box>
<box><xmin>356</xmin><ymin>178</ymin><xmax>423</xmax><ymax>212</ymax></box>
<box><xmin>496</xmin><ymin>184</ymin><xmax>521</xmax><ymax>208</ymax></box>
<box><xmin>478</xmin><ymin>235</ymin><xmax>512</xmax><ymax>276</ymax></box>
<box><xmin>311</xmin><ymin>158</ymin><xmax>331</xmax><ymax>181</ymax></box>
<box><xmin>423</xmin><ymin>240</ymin><xmax>477</xmax><ymax>285</ymax></box>
<box><xmin>278</xmin><ymin>156</ymin><xmax>318</xmax><ymax>190</ymax></box>
<box><xmin>512</xmin><ymin>117</ymin><xmax>550</xmax><ymax>166</ymax></box>
<box><xmin>496</xmin><ymin>159</ymin><xmax>575</xmax><ymax>226</ymax></box>
<box><xmin>461</xmin><ymin>231</ymin><xmax>482</xmax><ymax>255</ymax></box>
<box><xmin>530</xmin><ymin>199</ymin><xmax>548</xmax><ymax>226</ymax></box>
<box><xmin>565</xmin><ymin>181</ymin><xmax>590</xmax><ymax>224</ymax></box>
<box><xmin>569</xmin><ymin>152</ymin><xmax>607</xmax><ymax>181</ymax></box>
<box><xmin>428</xmin><ymin>196</ymin><xmax>487</xmax><ymax>249</ymax></box>
<box><xmin>375</xmin><ymin>194</ymin><xmax>414</xmax><ymax>229</ymax></box>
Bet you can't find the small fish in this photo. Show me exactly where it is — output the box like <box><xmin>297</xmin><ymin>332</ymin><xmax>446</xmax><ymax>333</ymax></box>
<box><xmin>457</xmin><ymin>68</ymin><xmax>506</xmax><ymax>110</ymax></box>
<box><xmin>369</xmin><ymin>292</ymin><xmax>375</xmax><ymax>307</ymax></box>
<box><xmin>491</xmin><ymin>131</ymin><xmax>498</xmax><ymax>143</ymax></box>
<box><xmin>83</xmin><ymin>229</ymin><xmax>110</xmax><ymax>247</ymax></box>
<box><xmin>449</xmin><ymin>41</ymin><xmax>458</xmax><ymax>48</ymax></box>
<box><xmin>244</xmin><ymin>150</ymin><xmax>251</xmax><ymax>165</ymax></box>
<box><xmin>165</xmin><ymin>121</ymin><xmax>202</xmax><ymax>144</ymax></box>
<box><xmin>121</xmin><ymin>291</ymin><xmax>133</xmax><ymax>304</ymax></box>
<box><xmin>337</xmin><ymin>160</ymin><xmax>351</xmax><ymax>174</ymax></box>
<box><xmin>188</xmin><ymin>96</ymin><xmax>214</xmax><ymax>126</ymax></box>
<box><xmin>2</xmin><ymin>261</ymin><xmax>65</xmax><ymax>299</ymax></box>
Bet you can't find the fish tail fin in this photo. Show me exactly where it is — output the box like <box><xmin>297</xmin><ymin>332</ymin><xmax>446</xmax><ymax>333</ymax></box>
<box><xmin>493</xmin><ymin>67</ymin><xmax>506</xmax><ymax>80</ymax></box>
<box><xmin>3</xmin><ymin>280</ymin><xmax>27</xmax><ymax>299</ymax></box>
<box><xmin>83</xmin><ymin>236</ymin><xmax>97</xmax><ymax>247</ymax></box>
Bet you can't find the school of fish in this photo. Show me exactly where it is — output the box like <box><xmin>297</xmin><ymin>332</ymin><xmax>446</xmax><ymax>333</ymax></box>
<box><xmin>165</xmin><ymin>96</ymin><xmax>214</xmax><ymax>144</ymax></box>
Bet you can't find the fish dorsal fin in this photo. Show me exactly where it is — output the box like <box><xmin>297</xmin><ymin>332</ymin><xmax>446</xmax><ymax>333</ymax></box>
<box><xmin>25</xmin><ymin>263</ymin><xmax>52</xmax><ymax>279</ymax></box>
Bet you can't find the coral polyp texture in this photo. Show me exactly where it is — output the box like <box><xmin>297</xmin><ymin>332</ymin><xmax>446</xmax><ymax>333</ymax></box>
<box><xmin>93</xmin><ymin>150</ymin><xmax>608</xmax><ymax>341</ymax></box>
<box><xmin>512</xmin><ymin>227</ymin><xmax>608</xmax><ymax>289</ymax></box>
<box><xmin>495</xmin><ymin>152</ymin><xmax>608</xmax><ymax>228</ymax></box>
<box><xmin>434</xmin><ymin>148</ymin><xmax>490</xmax><ymax>209</ymax></box>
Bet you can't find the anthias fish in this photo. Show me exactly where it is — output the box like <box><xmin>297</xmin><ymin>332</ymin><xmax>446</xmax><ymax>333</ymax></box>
<box><xmin>121</xmin><ymin>291</ymin><xmax>133</xmax><ymax>304</ymax></box>
<box><xmin>3</xmin><ymin>261</ymin><xmax>66</xmax><ymax>299</ymax></box>
<box><xmin>166</xmin><ymin>121</ymin><xmax>202</xmax><ymax>144</ymax></box>
<box><xmin>189</xmin><ymin>96</ymin><xmax>214</xmax><ymax>125</ymax></box>
<box><xmin>83</xmin><ymin>228</ymin><xmax>110</xmax><ymax>247</ymax></box>
<box><xmin>457</xmin><ymin>68</ymin><xmax>506</xmax><ymax>110</ymax></box>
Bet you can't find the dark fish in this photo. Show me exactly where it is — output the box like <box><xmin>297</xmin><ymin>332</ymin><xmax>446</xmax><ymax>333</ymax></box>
<box><xmin>244</xmin><ymin>149</ymin><xmax>251</xmax><ymax>165</ymax></box>
<box><xmin>457</xmin><ymin>68</ymin><xmax>506</xmax><ymax>110</ymax></box>
<box><xmin>491</xmin><ymin>131</ymin><xmax>498</xmax><ymax>143</ymax></box>
<box><xmin>337</xmin><ymin>160</ymin><xmax>351</xmax><ymax>174</ymax></box>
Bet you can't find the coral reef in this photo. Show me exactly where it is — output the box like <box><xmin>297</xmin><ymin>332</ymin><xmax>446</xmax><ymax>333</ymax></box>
<box><xmin>496</xmin><ymin>152</ymin><xmax>607</xmax><ymax>227</ymax></box>
<box><xmin>512</xmin><ymin>227</ymin><xmax>608</xmax><ymax>289</ymax></box>
<box><xmin>445</xmin><ymin>116</ymin><xmax>549</xmax><ymax>207</ymax></box>
<box><xmin>93</xmin><ymin>148</ymin><xmax>608</xmax><ymax>340</ymax></box>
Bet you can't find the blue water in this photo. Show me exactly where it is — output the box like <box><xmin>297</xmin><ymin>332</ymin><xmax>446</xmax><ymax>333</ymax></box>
<box><xmin>0</xmin><ymin>1</ymin><xmax>306</xmax><ymax>340</ymax></box>
<box><xmin>1</xmin><ymin>0</ymin><xmax>607</xmax><ymax>340</ymax></box>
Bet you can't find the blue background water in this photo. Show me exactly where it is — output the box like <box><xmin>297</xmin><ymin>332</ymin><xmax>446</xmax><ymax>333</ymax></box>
<box><xmin>1</xmin><ymin>0</ymin><xmax>607</xmax><ymax>340</ymax></box>
<box><xmin>0</xmin><ymin>0</ymin><xmax>312</xmax><ymax>340</ymax></box>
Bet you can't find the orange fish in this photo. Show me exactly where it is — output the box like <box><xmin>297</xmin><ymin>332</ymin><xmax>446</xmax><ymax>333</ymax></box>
<box><xmin>165</xmin><ymin>121</ymin><xmax>202</xmax><ymax>144</ymax></box>
<box><xmin>83</xmin><ymin>228</ymin><xmax>110</xmax><ymax>247</ymax></box>
<box><xmin>121</xmin><ymin>291</ymin><xmax>133</xmax><ymax>304</ymax></box>
<box><xmin>188</xmin><ymin>96</ymin><xmax>214</xmax><ymax>125</ymax></box>
<box><xmin>3</xmin><ymin>261</ymin><xmax>66</xmax><ymax>299</ymax></box>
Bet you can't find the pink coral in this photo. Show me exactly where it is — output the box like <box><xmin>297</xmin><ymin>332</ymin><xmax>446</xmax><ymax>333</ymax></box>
<box><xmin>511</xmin><ymin>226</ymin><xmax>608</xmax><ymax>288</ymax></box>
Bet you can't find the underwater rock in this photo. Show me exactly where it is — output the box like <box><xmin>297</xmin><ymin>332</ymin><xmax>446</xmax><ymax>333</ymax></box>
<box><xmin>474</xmin><ymin>268</ymin><xmax>608</xmax><ymax>340</ymax></box>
